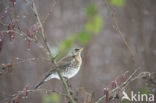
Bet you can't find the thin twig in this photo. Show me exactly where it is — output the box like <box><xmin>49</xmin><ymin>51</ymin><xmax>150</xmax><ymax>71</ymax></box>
<box><xmin>104</xmin><ymin>0</ymin><xmax>135</xmax><ymax>61</ymax></box>
<box><xmin>0</xmin><ymin>30</ymin><xmax>36</xmax><ymax>42</ymax></box>
<box><xmin>13</xmin><ymin>89</ymin><xmax>66</xmax><ymax>96</ymax></box>
<box><xmin>0</xmin><ymin>21</ymin><xmax>7</xmax><ymax>26</ymax></box>
<box><xmin>95</xmin><ymin>68</ymin><xmax>140</xmax><ymax>103</ymax></box>
<box><xmin>123</xmin><ymin>71</ymin><xmax>151</xmax><ymax>89</ymax></box>
<box><xmin>0</xmin><ymin>88</ymin><xmax>66</xmax><ymax>102</ymax></box>
<box><xmin>43</xmin><ymin>0</ymin><xmax>57</xmax><ymax>25</ymax></box>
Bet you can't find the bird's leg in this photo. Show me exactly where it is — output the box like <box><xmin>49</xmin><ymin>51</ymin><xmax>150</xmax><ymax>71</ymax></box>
<box><xmin>65</xmin><ymin>78</ymin><xmax>74</xmax><ymax>96</ymax></box>
<box><xmin>66</xmin><ymin>78</ymin><xmax>72</xmax><ymax>88</ymax></box>
<box><xmin>63</xmin><ymin>77</ymin><xmax>73</xmax><ymax>96</ymax></box>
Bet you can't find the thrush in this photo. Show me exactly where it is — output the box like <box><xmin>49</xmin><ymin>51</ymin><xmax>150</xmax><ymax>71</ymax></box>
<box><xmin>35</xmin><ymin>48</ymin><xmax>83</xmax><ymax>89</ymax></box>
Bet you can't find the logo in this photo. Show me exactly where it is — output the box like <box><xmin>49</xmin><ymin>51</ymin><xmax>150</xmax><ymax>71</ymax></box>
<box><xmin>122</xmin><ymin>91</ymin><xmax>155</xmax><ymax>102</ymax></box>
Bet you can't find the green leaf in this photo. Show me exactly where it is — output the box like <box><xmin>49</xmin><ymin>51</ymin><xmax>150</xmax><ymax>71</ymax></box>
<box><xmin>139</xmin><ymin>86</ymin><xmax>151</xmax><ymax>95</ymax></box>
<box><xmin>85</xmin><ymin>4</ymin><xmax>97</xmax><ymax>17</ymax></box>
<box><xmin>110</xmin><ymin>0</ymin><xmax>126</xmax><ymax>7</ymax></box>
<box><xmin>122</xmin><ymin>99</ymin><xmax>131</xmax><ymax>103</ymax></box>
<box><xmin>50</xmin><ymin>93</ymin><xmax>60</xmax><ymax>103</ymax></box>
<box><xmin>85</xmin><ymin>16</ymin><xmax>103</xmax><ymax>34</ymax></box>
<box><xmin>139</xmin><ymin>86</ymin><xmax>151</xmax><ymax>101</ymax></box>
<box><xmin>42</xmin><ymin>93</ymin><xmax>60</xmax><ymax>103</ymax></box>
<box><xmin>42</xmin><ymin>95</ymin><xmax>51</xmax><ymax>103</ymax></box>
<box><xmin>77</xmin><ymin>31</ymin><xmax>91</xmax><ymax>45</ymax></box>
<box><xmin>59</xmin><ymin>36</ymin><xmax>75</xmax><ymax>51</ymax></box>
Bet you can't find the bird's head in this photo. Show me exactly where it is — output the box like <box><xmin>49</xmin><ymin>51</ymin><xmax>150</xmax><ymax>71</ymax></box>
<box><xmin>73</xmin><ymin>48</ymin><xmax>83</xmax><ymax>56</ymax></box>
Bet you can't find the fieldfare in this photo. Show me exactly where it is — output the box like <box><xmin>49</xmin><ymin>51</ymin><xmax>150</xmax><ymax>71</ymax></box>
<box><xmin>35</xmin><ymin>48</ymin><xmax>83</xmax><ymax>89</ymax></box>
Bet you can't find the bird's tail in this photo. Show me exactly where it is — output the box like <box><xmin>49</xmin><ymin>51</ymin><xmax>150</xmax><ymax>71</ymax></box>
<box><xmin>34</xmin><ymin>70</ymin><xmax>56</xmax><ymax>89</ymax></box>
<box><xmin>35</xmin><ymin>80</ymin><xmax>45</xmax><ymax>89</ymax></box>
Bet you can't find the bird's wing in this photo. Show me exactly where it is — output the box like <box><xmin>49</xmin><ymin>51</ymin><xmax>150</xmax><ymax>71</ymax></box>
<box><xmin>43</xmin><ymin>56</ymin><xmax>74</xmax><ymax>77</ymax></box>
<box><xmin>45</xmin><ymin>56</ymin><xmax>75</xmax><ymax>78</ymax></box>
<box><xmin>57</xmin><ymin>55</ymin><xmax>75</xmax><ymax>70</ymax></box>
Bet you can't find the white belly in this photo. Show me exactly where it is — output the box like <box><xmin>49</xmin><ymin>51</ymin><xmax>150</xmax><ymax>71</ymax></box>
<box><xmin>45</xmin><ymin>57</ymin><xmax>82</xmax><ymax>81</ymax></box>
<box><xmin>56</xmin><ymin>67</ymin><xmax>80</xmax><ymax>79</ymax></box>
<box><xmin>65</xmin><ymin>67</ymin><xmax>80</xmax><ymax>79</ymax></box>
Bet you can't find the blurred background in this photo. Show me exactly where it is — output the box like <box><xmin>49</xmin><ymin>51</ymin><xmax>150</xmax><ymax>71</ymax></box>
<box><xmin>0</xmin><ymin>0</ymin><xmax>156</xmax><ymax>103</ymax></box>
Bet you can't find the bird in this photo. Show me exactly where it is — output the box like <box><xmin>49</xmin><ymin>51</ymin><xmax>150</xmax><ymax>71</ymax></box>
<box><xmin>35</xmin><ymin>48</ymin><xmax>83</xmax><ymax>89</ymax></box>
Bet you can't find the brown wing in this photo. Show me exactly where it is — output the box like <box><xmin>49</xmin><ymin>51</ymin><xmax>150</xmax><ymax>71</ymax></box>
<box><xmin>58</xmin><ymin>55</ymin><xmax>74</xmax><ymax>65</ymax></box>
<box><xmin>57</xmin><ymin>55</ymin><xmax>75</xmax><ymax>70</ymax></box>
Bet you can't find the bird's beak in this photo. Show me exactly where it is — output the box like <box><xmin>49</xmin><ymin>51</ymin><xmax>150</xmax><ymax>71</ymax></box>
<box><xmin>79</xmin><ymin>48</ymin><xmax>83</xmax><ymax>52</ymax></box>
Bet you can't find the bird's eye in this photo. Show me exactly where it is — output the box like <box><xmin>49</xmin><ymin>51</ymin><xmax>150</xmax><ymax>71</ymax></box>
<box><xmin>75</xmin><ymin>48</ymin><xmax>79</xmax><ymax>52</ymax></box>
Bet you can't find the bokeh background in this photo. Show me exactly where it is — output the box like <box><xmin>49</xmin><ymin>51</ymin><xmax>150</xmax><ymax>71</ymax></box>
<box><xmin>0</xmin><ymin>0</ymin><xmax>156</xmax><ymax>103</ymax></box>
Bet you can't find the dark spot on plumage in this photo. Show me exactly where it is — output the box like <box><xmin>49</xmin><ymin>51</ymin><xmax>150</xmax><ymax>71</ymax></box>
<box><xmin>74</xmin><ymin>48</ymin><xmax>80</xmax><ymax>52</ymax></box>
<box><xmin>72</xmin><ymin>55</ymin><xmax>76</xmax><ymax>58</ymax></box>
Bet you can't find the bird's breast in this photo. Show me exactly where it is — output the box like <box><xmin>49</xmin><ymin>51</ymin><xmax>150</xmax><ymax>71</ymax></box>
<box><xmin>72</xmin><ymin>56</ymin><xmax>82</xmax><ymax>67</ymax></box>
<box><xmin>64</xmin><ymin>57</ymin><xmax>82</xmax><ymax>79</ymax></box>
<box><xmin>63</xmin><ymin>67</ymin><xmax>80</xmax><ymax>79</ymax></box>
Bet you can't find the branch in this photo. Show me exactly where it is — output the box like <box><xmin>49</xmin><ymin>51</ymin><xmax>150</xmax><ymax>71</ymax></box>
<box><xmin>0</xmin><ymin>30</ymin><xmax>36</xmax><ymax>42</ymax></box>
<box><xmin>25</xmin><ymin>0</ymin><xmax>75</xmax><ymax>102</ymax></box>
<box><xmin>13</xmin><ymin>88</ymin><xmax>66</xmax><ymax>97</ymax></box>
<box><xmin>0</xmin><ymin>21</ymin><xmax>7</xmax><ymax>26</ymax></box>
<box><xmin>43</xmin><ymin>0</ymin><xmax>57</xmax><ymax>25</ymax></box>
<box><xmin>0</xmin><ymin>57</ymin><xmax>50</xmax><ymax>77</ymax></box>
<box><xmin>95</xmin><ymin>67</ymin><xmax>140</xmax><ymax>103</ymax></box>
<box><xmin>104</xmin><ymin>0</ymin><xmax>135</xmax><ymax>61</ymax></box>
<box><xmin>0</xmin><ymin>88</ymin><xmax>66</xmax><ymax>102</ymax></box>
<box><xmin>31</xmin><ymin>1</ymin><xmax>52</xmax><ymax>57</ymax></box>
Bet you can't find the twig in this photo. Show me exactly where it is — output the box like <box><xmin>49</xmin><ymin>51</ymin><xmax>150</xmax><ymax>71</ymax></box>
<box><xmin>13</xmin><ymin>89</ymin><xmax>66</xmax><ymax>97</ymax></box>
<box><xmin>0</xmin><ymin>88</ymin><xmax>66</xmax><ymax>102</ymax></box>
<box><xmin>0</xmin><ymin>21</ymin><xmax>7</xmax><ymax>26</ymax></box>
<box><xmin>123</xmin><ymin>71</ymin><xmax>151</xmax><ymax>89</ymax></box>
<box><xmin>104</xmin><ymin>0</ymin><xmax>135</xmax><ymax>61</ymax></box>
<box><xmin>31</xmin><ymin>1</ymin><xmax>52</xmax><ymax>54</ymax></box>
<box><xmin>43</xmin><ymin>0</ymin><xmax>57</xmax><ymax>25</ymax></box>
<box><xmin>95</xmin><ymin>67</ymin><xmax>140</xmax><ymax>103</ymax></box>
<box><xmin>0</xmin><ymin>30</ymin><xmax>36</xmax><ymax>42</ymax></box>
<box><xmin>0</xmin><ymin>57</ymin><xmax>50</xmax><ymax>77</ymax></box>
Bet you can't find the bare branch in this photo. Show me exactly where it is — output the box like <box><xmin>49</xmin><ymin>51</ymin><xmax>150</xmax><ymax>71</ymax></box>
<box><xmin>95</xmin><ymin>67</ymin><xmax>140</xmax><ymax>103</ymax></box>
<box><xmin>104</xmin><ymin>0</ymin><xmax>135</xmax><ymax>61</ymax></box>
<box><xmin>24</xmin><ymin>0</ymin><xmax>76</xmax><ymax>102</ymax></box>
<box><xmin>43</xmin><ymin>0</ymin><xmax>57</xmax><ymax>25</ymax></box>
